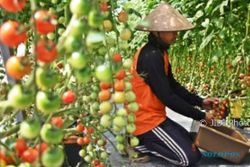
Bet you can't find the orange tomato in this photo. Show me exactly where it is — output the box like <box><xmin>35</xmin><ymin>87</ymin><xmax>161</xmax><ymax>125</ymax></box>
<box><xmin>98</xmin><ymin>90</ymin><xmax>111</xmax><ymax>101</ymax></box>
<box><xmin>6</xmin><ymin>56</ymin><xmax>32</xmax><ymax>80</ymax></box>
<box><xmin>76</xmin><ymin>124</ymin><xmax>85</xmax><ymax>133</ymax></box>
<box><xmin>114</xmin><ymin>80</ymin><xmax>125</xmax><ymax>91</ymax></box>
<box><xmin>118</xmin><ymin>11</ymin><xmax>128</xmax><ymax>23</ymax></box>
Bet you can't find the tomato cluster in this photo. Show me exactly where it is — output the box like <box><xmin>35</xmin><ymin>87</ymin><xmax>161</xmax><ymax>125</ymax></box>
<box><xmin>209</xmin><ymin>99</ymin><xmax>229</xmax><ymax>120</ymax></box>
<box><xmin>0</xmin><ymin>0</ymin><xmax>139</xmax><ymax>166</ymax></box>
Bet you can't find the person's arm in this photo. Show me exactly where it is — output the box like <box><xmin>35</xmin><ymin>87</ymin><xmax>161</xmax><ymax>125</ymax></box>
<box><xmin>138</xmin><ymin>50</ymin><xmax>205</xmax><ymax>121</ymax></box>
<box><xmin>168</xmin><ymin>64</ymin><xmax>203</xmax><ymax>107</ymax></box>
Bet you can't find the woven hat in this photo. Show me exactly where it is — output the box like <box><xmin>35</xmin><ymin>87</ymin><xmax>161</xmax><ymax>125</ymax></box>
<box><xmin>135</xmin><ymin>2</ymin><xmax>194</xmax><ymax>31</ymax></box>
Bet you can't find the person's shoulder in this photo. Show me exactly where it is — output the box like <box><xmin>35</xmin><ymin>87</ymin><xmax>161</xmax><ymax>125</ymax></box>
<box><xmin>140</xmin><ymin>43</ymin><xmax>163</xmax><ymax>60</ymax></box>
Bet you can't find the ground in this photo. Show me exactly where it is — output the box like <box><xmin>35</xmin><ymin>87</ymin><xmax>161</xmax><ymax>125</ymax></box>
<box><xmin>108</xmin><ymin>109</ymin><xmax>250</xmax><ymax>167</ymax></box>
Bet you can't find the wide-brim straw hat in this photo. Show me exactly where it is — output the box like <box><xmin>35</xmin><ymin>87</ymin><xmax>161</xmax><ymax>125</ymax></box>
<box><xmin>135</xmin><ymin>2</ymin><xmax>194</xmax><ymax>32</ymax></box>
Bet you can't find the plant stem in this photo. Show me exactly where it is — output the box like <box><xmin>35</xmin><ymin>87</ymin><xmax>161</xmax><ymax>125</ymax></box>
<box><xmin>0</xmin><ymin>125</ymin><xmax>20</xmax><ymax>139</ymax></box>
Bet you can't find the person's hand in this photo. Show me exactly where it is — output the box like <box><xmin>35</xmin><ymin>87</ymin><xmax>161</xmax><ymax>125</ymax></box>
<box><xmin>202</xmin><ymin>97</ymin><xmax>219</xmax><ymax>110</ymax></box>
<box><xmin>205</xmin><ymin>112</ymin><xmax>214</xmax><ymax>126</ymax></box>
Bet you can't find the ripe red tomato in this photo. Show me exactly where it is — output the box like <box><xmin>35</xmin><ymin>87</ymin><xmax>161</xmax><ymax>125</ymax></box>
<box><xmin>77</xmin><ymin>137</ymin><xmax>84</xmax><ymax>145</ymax></box>
<box><xmin>6</xmin><ymin>56</ymin><xmax>32</xmax><ymax>80</ymax></box>
<box><xmin>112</xmin><ymin>53</ymin><xmax>122</xmax><ymax>62</ymax></box>
<box><xmin>35</xmin><ymin>143</ymin><xmax>48</xmax><ymax>153</ymax></box>
<box><xmin>0</xmin><ymin>0</ymin><xmax>26</xmax><ymax>13</ymax></box>
<box><xmin>91</xmin><ymin>159</ymin><xmax>100</xmax><ymax>166</ymax></box>
<box><xmin>99</xmin><ymin>2</ymin><xmax>109</xmax><ymax>12</ymax></box>
<box><xmin>0</xmin><ymin>150</ymin><xmax>14</xmax><ymax>165</ymax></box>
<box><xmin>99</xmin><ymin>82</ymin><xmax>111</xmax><ymax>90</ymax></box>
<box><xmin>87</xmin><ymin>127</ymin><xmax>94</xmax><ymax>134</ymax></box>
<box><xmin>36</xmin><ymin>40</ymin><xmax>58</xmax><ymax>63</ymax></box>
<box><xmin>0</xmin><ymin>20</ymin><xmax>27</xmax><ymax>48</ymax></box>
<box><xmin>76</xmin><ymin>124</ymin><xmax>85</xmax><ymax>132</ymax></box>
<box><xmin>34</xmin><ymin>10</ymin><xmax>56</xmax><ymax>34</ymax></box>
<box><xmin>115</xmin><ymin>70</ymin><xmax>126</xmax><ymax>80</ymax></box>
<box><xmin>51</xmin><ymin>116</ymin><xmax>64</xmax><ymax>128</ymax></box>
<box><xmin>15</xmin><ymin>138</ymin><xmax>27</xmax><ymax>157</ymax></box>
<box><xmin>21</xmin><ymin>148</ymin><xmax>38</xmax><ymax>163</ymax></box>
<box><xmin>97</xmin><ymin>163</ymin><xmax>105</xmax><ymax>167</ymax></box>
<box><xmin>83</xmin><ymin>136</ymin><xmax>90</xmax><ymax>144</ymax></box>
<box><xmin>62</xmin><ymin>90</ymin><xmax>76</xmax><ymax>104</ymax></box>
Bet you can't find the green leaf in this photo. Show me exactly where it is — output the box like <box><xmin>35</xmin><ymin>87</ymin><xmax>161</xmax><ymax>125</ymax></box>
<box><xmin>232</xmin><ymin>56</ymin><xmax>242</xmax><ymax>66</ymax></box>
<box><xmin>199</xmin><ymin>31</ymin><xmax>214</xmax><ymax>51</ymax></box>
<box><xmin>220</xmin><ymin>0</ymin><xmax>229</xmax><ymax>15</ymax></box>
<box><xmin>194</xmin><ymin>10</ymin><xmax>204</xmax><ymax>19</ymax></box>
<box><xmin>201</xmin><ymin>18</ymin><xmax>210</xmax><ymax>28</ymax></box>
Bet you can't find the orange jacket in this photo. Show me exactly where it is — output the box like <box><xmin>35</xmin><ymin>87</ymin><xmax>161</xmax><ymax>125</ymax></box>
<box><xmin>130</xmin><ymin>48</ymin><xmax>169</xmax><ymax>136</ymax></box>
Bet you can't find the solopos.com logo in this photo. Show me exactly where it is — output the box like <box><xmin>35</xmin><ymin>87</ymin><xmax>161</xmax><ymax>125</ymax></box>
<box><xmin>202</xmin><ymin>151</ymin><xmax>240</xmax><ymax>158</ymax></box>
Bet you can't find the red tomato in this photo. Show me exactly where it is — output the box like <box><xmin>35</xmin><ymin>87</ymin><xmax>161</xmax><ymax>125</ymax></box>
<box><xmin>99</xmin><ymin>2</ymin><xmax>109</xmax><ymax>12</ymax></box>
<box><xmin>87</xmin><ymin>127</ymin><xmax>94</xmax><ymax>134</ymax></box>
<box><xmin>112</xmin><ymin>53</ymin><xmax>122</xmax><ymax>62</ymax></box>
<box><xmin>0</xmin><ymin>20</ymin><xmax>27</xmax><ymax>48</ymax></box>
<box><xmin>91</xmin><ymin>159</ymin><xmax>100</xmax><ymax>166</ymax></box>
<box><xmin>0</xmin><ymin>0</ymin><xmax>26</xmax><ymax>13</ymax></box>
<box><xmin>83</xmin><ymin>136</ymin><xmax>90</xmax><ymax>144</ymax></box>
<box><xmin>36</xmin><ymin>40</ymin><xmax>58</xmax><ymax>63</ymax></box>
<box><xmin>76</xmin><ymin>124</ymin><xmax>85</xmax><ymax>133</ymax></box>
<box><xmin>21</xmin><ymin>148</ymin><xmax>38</xmax><ymax>163</ymax></box>
<box><xmin>35</xmin><ymin>143</ymin><xmax>48</xmax><ymax>153</ymax></box>
<box><xmin>115</xmin><ymin>69</ymin><xmax>126</xmax><ymax>80</ymax></box>
<box><xmin>51</xmin><ymin>116</ymin><xmax>64</xmax><ymax>128</ymax></box>
<box><xmin>62</xmin><ymin>90</ymin><xmax>76</xmax><ymax>104</ymax></box>
<box><xmin>77</xmin><ymin>137</ymin><xmax>84</xmax><ymax>145</ymax></box>
<box><xmin>99</xmin><ymin>82</ymin><xmax>111</xmax><ymax>90</ymax></box>
<box><xmin>34</xmin><ymin>10</ymin><xmax>57</xmax><ymax>34</ymax></box>
<box><xmin>0</xmin><ymin>150</ymin><xmax>14</xmax><ymax>165</ymax></box>
<box><xmin>97</xmin><ymin>163</ymin><xmax>105</xmax><ymax>167</ymax></box>
<box><xmin>15</xmin><ymin>138</ymin><xmax>27</xmax><ymax>157</ymax></box>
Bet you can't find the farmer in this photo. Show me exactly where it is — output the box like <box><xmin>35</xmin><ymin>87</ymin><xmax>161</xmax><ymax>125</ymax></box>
<box><xmin>131</xmin><ymin>2</ymin><xmax>218</xmax><ymax>166</ymax></box>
